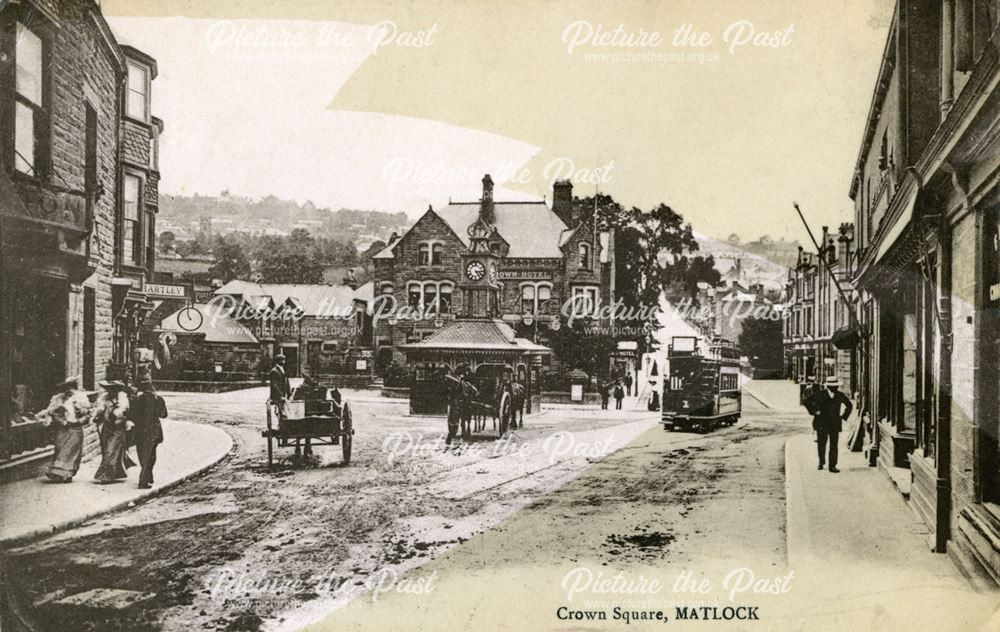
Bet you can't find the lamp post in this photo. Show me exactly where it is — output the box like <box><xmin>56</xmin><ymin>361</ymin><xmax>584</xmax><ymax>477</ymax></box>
<box><xmin>522</xmin><ymin>298</ymin><xmax>560</xmax><ymax>343</ymax></box>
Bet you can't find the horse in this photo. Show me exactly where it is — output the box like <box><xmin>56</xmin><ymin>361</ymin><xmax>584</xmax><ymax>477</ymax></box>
<box><xmin>492</xmin><ymin>381</ymin><xmax>526</xmax><ymax>432</ymax></box>
<box><xmin>445</xmin><ymin>373</ymin><xmax>479</xmax><ymax>442</ymax></box>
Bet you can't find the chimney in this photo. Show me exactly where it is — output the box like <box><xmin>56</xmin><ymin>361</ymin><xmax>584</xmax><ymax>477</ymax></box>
<box><xmin>552</xmin><ymin>179</ymin><xmax>574</xmax><ymax>226</ymax></box>
<box><xmin>480</xmin><ymin>174</ymin><xmax>495</xmax><ymax>225</ymax></box>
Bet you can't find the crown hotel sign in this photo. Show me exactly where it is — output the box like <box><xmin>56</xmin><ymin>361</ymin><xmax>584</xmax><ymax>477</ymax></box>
<box><xmin>497</xmin><ymin>270</ymin><xmax>551</xmax><ymax>280</ymax></box>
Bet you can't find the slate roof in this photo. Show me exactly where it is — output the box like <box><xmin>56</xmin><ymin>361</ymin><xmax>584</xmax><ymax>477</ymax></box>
<box><xmin>214</xmin><ymin>281</ymin><xmax>364</xmax><ymax>318</ymax></box>
<box><xmin>374</xmin><ymin>201</ymin><xmax>572</xmax><ymax>260</ymax></box>
<box><xmin>400</xmin><ymin>319</ymin><xmax>549</xmax><ymax>353</ymax></box>
<box><xmin>159</xmin><ymin>303</ymin><xmax>259</xmax><ymax>344</ymax></box>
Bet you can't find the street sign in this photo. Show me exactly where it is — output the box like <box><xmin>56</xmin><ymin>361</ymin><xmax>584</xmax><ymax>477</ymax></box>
<box><xmin>146</xmin><ymin>283</ymin><xmax>187</xmax><ymax>298</ymax></box>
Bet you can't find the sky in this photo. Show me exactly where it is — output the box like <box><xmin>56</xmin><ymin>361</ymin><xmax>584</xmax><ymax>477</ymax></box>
<box><xmin>104</xmin><ymin>0</ymin><xmax>894</xmax><ymax>243</ymax></box>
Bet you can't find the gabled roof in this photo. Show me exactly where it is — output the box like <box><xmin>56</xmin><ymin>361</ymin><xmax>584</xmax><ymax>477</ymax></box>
<box><xmin>378</xmin><ymin>201</ymin><xmax>572</xmax><ymax>261</ymax></box>
<box><xmin>436</xmin><ymin>202</ymin><xmax>568</xmax><ymax>258</ymax></box>
<box><xmin>159</xmin><ymin>304</ymin><xmax>258</xmax><ymax>344</ymax></box>
<box><xmin>214</xmin><ymin>281</ymin><xmax>359</xmax><ymax>318</ymax></box>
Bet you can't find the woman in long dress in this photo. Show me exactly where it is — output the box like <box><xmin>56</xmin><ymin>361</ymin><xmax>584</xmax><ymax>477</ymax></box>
<box><xmin>39</xmin><ymin>377</ymin><xmax>92</xmax><ymax>483</ymax></box>
<box><xmin>94</xmin><ymin>380</ymin><xmax>133</xmax><ymax>484</ymax></box>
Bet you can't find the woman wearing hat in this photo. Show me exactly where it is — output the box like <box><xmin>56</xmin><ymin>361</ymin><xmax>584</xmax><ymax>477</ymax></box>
<box><xmin>128</xmin><ymin>377</ymin><xmax>167</xmax><ymax>489</ymax></box>
<box><xmin>94</xmin><ymin>380</ymin><xmax>134</xmax><ymax>484</ymax></box>
<box><xmin>37</xmin><ymin>377</ymin><xmax>92</xmax><ymax>483</ymax></box>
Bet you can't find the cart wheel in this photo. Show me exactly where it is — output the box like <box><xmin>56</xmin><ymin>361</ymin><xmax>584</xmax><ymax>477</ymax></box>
<box><xmin>498</xmin><ymin>392</ymin><xmax>511</xmax><ymax>438</ymax></box>
<box><xmin>342</xmin><ymin>404</ymin><xmax>353</xmax><ymax>465</ymax></box>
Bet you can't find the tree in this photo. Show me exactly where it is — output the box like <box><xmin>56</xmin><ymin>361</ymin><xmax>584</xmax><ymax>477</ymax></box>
<box><xmin>737</xmin><ymin>317</ymin><xmax>784</xmax><ymax>378</ymax></box>
<box><xmin>159</xmin><ymin>231</ymin><xmax>176</xmax><ymax>254</ymax></box>
<box><xmin>209</xmin><ymin>236</ymin><xmax>251</xmax><ymax>283</ymax></box>
<box><xmin>547</xmin><ymin>318</ymin><xmax>617</xmax><ymax>379</ymax></box>
<box><xmin>575</xmin><ymin>195</ymin><xmax>722</xmax><ymax>348</ymax></box>
<box><xmin>256</xmin><ymin>231</ymin><xmax>325</xmax><ymax>284</ymax></box>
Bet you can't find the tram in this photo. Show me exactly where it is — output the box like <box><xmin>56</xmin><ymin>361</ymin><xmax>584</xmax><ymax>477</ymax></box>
<box><xmin>661</xmin><ymin>336</ymin><xmax>742</xmax><ymax>432</ymax></box>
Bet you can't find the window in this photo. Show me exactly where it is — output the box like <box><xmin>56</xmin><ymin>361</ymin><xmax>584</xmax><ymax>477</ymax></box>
<box><xmin>439</xmin><ymin>284</ymin><xmax>453</xmax><ymax>313</ymax></box>
<box><xmin>418</xmin><ymin>241</ymin><xmax>443</xmax><ymax>266</ymax></box>
<box><xmin>149</xmin><ymin>132</ymin><xmax>158</xmax><ymax>170</ymax></box>
<box><xmin>380</xmin><ymin>282</ymin><xmax>394</xmax><ymax>295</ymax></box>
<box><xmin>85</xmin><ymin>104</ymin><xmax>98</xmax><ymax>193</ymax></box>
<box><xmin>423</xmin><ymin>284</ymin><xmax>438</xmax><ymax>314</ymax></box>
<box><xmin>14</xmin><ymin>22</ymin><xmax>45</xmax><ymax>175</ymax></box>
<box><xmin>123</xmin><ymin>174</ymin><xmax>142</xmax><ymax>265</ymax></box>
<box><xmin>519</xmin><ymin>282</ymin><xmax>552</xmax><ymax>314</ymax></box>
<box><xmin>126</xmin><ymin>62</ymin><xmax>149</xmax><ymax>120</ymax></box>
<box><xmin>521</xmin><ymin>285</ymin><xmax>535</xmax><ymax>313</ymax></box>
<box><xmin>571</xmin><ymin>286</ymin><xmax>599</xmax><ymax>317</ymax></box>
<box><xmin>145</xmin><ymin>210</ymin><xmax>156</xmax><ymax>270</ymax></box>
<box><xmin>408</xmin><ymin>283</ymin><xmax>421</xmax><ymax>309</ymax></box>
<box><xmin>579</xmin><ymin>243</ymin><xmax>591</xmax><ymax>268</ymax></box>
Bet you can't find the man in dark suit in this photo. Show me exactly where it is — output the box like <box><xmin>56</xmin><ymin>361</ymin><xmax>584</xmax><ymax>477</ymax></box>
<box><xmin>805</xmin><ymin>376</ymin><xmax>853</xmax><ymax>473</ymax></box>
<box><xmin>130</xmin><ymin>378</ymin><xmax>167</xmax><ymax>489</ymax></box>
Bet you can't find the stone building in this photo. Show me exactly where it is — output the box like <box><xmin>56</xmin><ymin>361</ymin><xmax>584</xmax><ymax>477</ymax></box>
<box><xmin>849</xmin><ymin>0</ymin><xmax>1000</xmax><ymax>585</ymax></box>
<box><xmin>155</xmin><ymin>279</ymin><xmax>374</xmax><ymax>388</ymax></box>
<box><xmin>783</xmin><ymin>224</ymin><xmax>857</xmax><ymax>392</ymax></box>
<box><xmin>372</xmin><ymin>175</ymin><xmax>615</xmax><ymax>374</ymax></box>
<box><xmin>0</xmin><ymin>0</ymin><xmax>161</xmax><ymax>479</ymax></box>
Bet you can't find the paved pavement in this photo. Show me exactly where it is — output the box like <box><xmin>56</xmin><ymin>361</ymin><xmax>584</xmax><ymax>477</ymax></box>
<box><xmin>0</xmin><ymin>418</ymin><xmax>232</xmax><ymax>545</ymax></box>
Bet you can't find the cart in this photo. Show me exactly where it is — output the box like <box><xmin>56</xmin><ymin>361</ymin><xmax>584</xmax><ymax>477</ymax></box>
<box><xmin>263</xmin><ymin>383</ymin><xmax>354</xmax><ymax>467</ymax></box>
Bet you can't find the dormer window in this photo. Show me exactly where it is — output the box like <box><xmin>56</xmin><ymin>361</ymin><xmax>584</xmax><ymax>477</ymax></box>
<box><xmin>126</xmin><ymin>61</ymin><xmax>150</xmax><ymax>121</ymax></box>
<box><xmin>579</xmin><ymin>243</ymin><xmax>591</xmax><ymax>268</ymax></box>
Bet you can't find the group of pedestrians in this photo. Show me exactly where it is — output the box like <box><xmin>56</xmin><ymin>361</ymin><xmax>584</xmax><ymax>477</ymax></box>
<box><xmin>38</xmin><ymin>375</ymin><xmax>167</xmax><ymax>488</ymax></box>
<box><xmin>598</xmin><ymin>373</ymin><xmax>632</xmax><ymax>410</ymax></box>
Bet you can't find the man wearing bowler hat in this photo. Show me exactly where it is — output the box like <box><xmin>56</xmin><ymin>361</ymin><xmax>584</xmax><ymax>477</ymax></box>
<box><xmin>804</xmin><ymin>375</ymin><xmax>853</xmax><ymax>473</ymax></box>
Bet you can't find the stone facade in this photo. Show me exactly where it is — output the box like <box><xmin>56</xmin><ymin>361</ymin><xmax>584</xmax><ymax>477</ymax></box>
<box><xmin>849</xmin><ymin>0</ymin><xmax>1000</xmax><ymax>585</ymax></box>
<box><xmin>0</xmin><ymin>0</ymin><xmax>160</xmax><ymax>477</ymax></box>
<box><xmin>372</xmin><ymin>176</ymin><xmax>613</xmax><ymax>375</ymax></box>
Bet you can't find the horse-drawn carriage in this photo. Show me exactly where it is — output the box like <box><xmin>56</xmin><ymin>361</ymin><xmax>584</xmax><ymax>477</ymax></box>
<box><xmin>448</xmin><ymin>363</ymin><xmax>525</xmax><ymax>439</ymax></box>
<box><xmin>263</xmin><ymin>377</ymin><xmax>354</xmax><ymax>466</ymax></box>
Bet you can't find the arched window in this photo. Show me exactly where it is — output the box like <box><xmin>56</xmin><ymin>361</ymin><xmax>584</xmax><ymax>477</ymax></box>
<box><xmin>418</xmin><ymin>243</ymin><xmax>430</xmax><ymax>265</ymax></box>
<box><xmin>537</xmin><ymin>284</ymin><xmax>552</xmax><ymax>311</ymax></box>
<box><xmin>439</xmin><ymin>283</ymin><xmax>453</xmax><ymax>313</ymax></box>
<box><xmin>579</xmin><ymin>243</ymin><xmax>591</xmax><ymax>268</ymax></box>
<box><xmin>431</xmin><ymin>243</ymin><xmax>443</xmax><ymax>265</ymax></box>
<box><xmin>423</xmin><ymin>284</ymin><xmax>438</xmax><ymax>314</ymax></box>
<box><xmin>521</xmin><ymin>285</ymin><xmax>536</xmax><ymax>313</ymax></box>
<box><xmin>408</xmin><ymin>283</ymin><xmax>421</xmax><ymax>309</ymax></box>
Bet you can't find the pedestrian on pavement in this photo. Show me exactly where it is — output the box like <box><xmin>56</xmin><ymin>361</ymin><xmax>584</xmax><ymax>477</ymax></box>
<box><xmin>269</xmin><ymin>353</ymin><xmax>291</xmax><ymax>420</ymax></box>
<box><xmin>39</xmin><ymin>377</ymin><xmax>92</xmax><ymax>483</ymax></box>
<box><xmin>129</xmin><ymin>378</ymin><xmax>167</xmax><ymax>489</ymax></box>
<box><xmin>94</xmin><ymin>380</ymin><xmax>134</xmax><ymax>484</ymax></box>
<box><xmin>613</xmin><ymin>382</ymin><xmax>625</xmax><ymax>410</ymax></box>
<box><xmin>599</xmin><ymin>382</ymin><xmax>610</xmax><ymax>410</ymax></box>
<box><xmin>804</xmin><ymin>376</ymin><xmax>853</xmax><ymax>473</ymax></box>
<box><xmin>624</xmin><ymin>373</ymin><xmax>633</xmax><ymax>397</ymax></box>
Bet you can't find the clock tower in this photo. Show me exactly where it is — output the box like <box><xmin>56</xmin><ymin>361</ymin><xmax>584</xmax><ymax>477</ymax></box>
<box><xmin>460</xmin><ymin>217</ymin><xmax>501</xmax><ymax>318</ymax></box>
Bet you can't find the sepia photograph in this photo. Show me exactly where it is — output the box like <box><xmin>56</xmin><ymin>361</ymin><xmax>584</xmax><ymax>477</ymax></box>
<box><xmin>1</xmin><ymin>0</ymin><xmax>1000</xmax><ymax>630</ymax></box>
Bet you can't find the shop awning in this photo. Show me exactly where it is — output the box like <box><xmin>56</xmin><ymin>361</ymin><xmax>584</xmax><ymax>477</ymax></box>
<box><xmin>874</xmin><ymin>192</ymin><xmax>918</xmax><ymax>265</ymax></box>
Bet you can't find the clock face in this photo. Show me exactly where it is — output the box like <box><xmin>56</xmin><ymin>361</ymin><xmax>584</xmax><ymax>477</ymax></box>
<box><xmin>466</xmin><ymin>260</ymin><xmax>486</xmax><ymax>281</ymax></box>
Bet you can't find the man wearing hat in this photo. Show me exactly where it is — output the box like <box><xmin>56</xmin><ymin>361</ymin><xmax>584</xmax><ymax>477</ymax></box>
<box><xmin>269</xmin><ymin>353</ymin><xmax>291</xmax><ymax>420</ymax></box>
<box><xmin>129</xmin><ymin>377</ymin><xmax>167</xmax><ymax>489</ymax></box>
<box><xmin>804</xmin><ymin>375</ymin><xmax>853</xmax><ymax>473</ymax></box>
